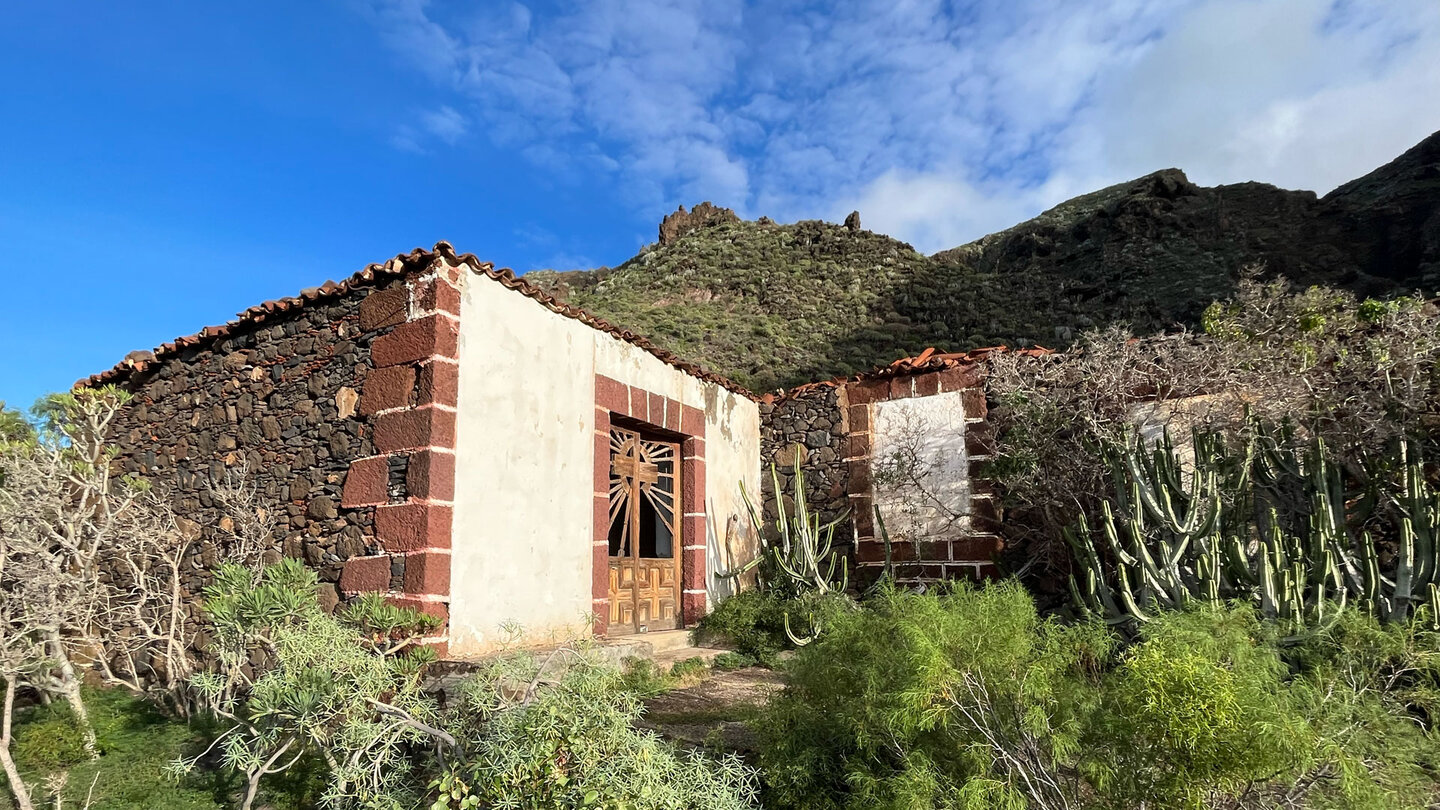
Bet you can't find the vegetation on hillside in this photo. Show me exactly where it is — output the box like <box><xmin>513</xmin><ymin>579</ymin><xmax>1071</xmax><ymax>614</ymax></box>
<box><xmin>988</xmin><ymin>277</ymin><xmax>1440</xmax><ymax>579</ymax></box>
<box><xmin>529</xmin><ymin>130</ymin><xmax>1439</xmax><ymax>392</ymax></box>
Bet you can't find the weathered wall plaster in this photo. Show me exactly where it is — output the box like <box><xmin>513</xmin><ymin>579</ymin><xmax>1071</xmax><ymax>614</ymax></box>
<box><xmin>448</xmin><ymin>275</ymin><xmax>600</xmax><ymax>655</ymax></box>
<box><xmin>871</xmin><ymin>390</ymin><xmax>977</xmax><ymax>571</ymax></box>
<box><xmin>448</xmin><ymin>275</ymin><xmax>761</xmax><ymax>656</ymax></box>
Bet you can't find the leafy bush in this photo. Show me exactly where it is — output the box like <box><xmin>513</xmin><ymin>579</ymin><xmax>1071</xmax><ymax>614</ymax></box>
<box><xmin>691</xmin><ymin>590</ymin><xmax>791</xmax><ymax>665</ymax></box>
<box><xmin>177</xmin><ymin>559</ymin><xmax>441</xmax><ymax>810</ymax></box>
<box><xmin>0</xmin><ymin>688</ymin><xmax>265</xmax><ymax>810</ymax></box>
<box><xmin>617</xmin><ymin>655</ymin><xmax>708</xmax><ymax>698</ymax></box>
<box><xmin>693</xmin><ymin>589</ymin><xmax>852</xmax><ymax>666</ymax></box>
<box><xmin>8</xmin><ymin>706</ymin><xmax>88</xmax><ymax>773</ymax></box>
<box><xmin>1083</xmin><ymin>609</ymin><xmax>1310</xmax><ymax>808</ymax></box>
<box><xmin>757</xmin><ymin>581</ymin><xmax>1111</xmax><ymax>810</ymax></box>
<box><xmin>434</xmin><ymin>647</ymin><xmax>759</xmax><ymax>810</ymax></box>
<box><xmin>711</xmin><ymin>652</ymin><xmax>757</xmax><ymax>671</ymax></box>
<box><xmin>755</xmin><ymin>582</ymin><xmax>1440</xmax><ymax>809</ymax></box>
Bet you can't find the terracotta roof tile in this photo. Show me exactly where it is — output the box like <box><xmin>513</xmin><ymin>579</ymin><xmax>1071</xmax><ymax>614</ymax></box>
<box><xmin>762</xmin><ymin>345</ymin><xmax>1054</xmax><ymax>403</ymax></box>
<box><xmin>81</xmin><ymin>241</ymin><xmax>755</xmax><ymax>399</ymax></box>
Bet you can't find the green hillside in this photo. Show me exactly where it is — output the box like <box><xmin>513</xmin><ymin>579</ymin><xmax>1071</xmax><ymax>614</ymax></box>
<box><xmin>529</xmin><ymin>131</ymin><xmax>1440</xmax><ymax>393</ymax></box>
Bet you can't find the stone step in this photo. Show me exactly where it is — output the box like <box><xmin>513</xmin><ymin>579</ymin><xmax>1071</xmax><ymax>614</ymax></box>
<box><xmin>629</xmin><ymin>628</ymin><xmax>695</xmax><ymax>654</ymax></box>
<box><xmin>653</xmin><ymin>647</ymin><xmax>727</xmax><ymax>669</ymax></box>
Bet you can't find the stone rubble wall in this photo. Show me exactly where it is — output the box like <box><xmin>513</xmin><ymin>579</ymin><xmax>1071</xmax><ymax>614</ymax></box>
<box><xmin>758</xmin><ymin>385</ymin><xmax>852</xmax><ymax>554</ymax></box>
<box><xmin>759</xmin><ymin>364</ymin><xmax>1004</xmax><ymax>590</ymax></box>
<box><xmin>105</xmin><ymin>276</ymin><xmax>412</xmax><ymax>621</ymax></box>
<box><xmin>845</xmin><ymin>366</ymin><xmax>1001</xmax><ymax>586</ymax></box>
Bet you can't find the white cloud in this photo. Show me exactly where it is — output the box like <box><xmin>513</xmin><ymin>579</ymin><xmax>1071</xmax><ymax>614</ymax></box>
<box><xmin>358</xmin><ymin>0</ymin><xmax>1440</xmax><ymax>253</ymax></box>
<box><xmin>389</xmin><ymin>104</ymin><xmax>469</xmax><ymax>153</ymax></box>
<box><xmin>420</xmin><ymin>105</ymin><xmax>468</xmax><ymax>144</ymax></box>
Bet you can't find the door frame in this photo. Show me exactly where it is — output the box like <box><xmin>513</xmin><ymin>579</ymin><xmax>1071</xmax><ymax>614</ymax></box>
<box><xmin>605</xmin><ymin>424</ymin><xmax>682</xmax><ymax>635</ymax></box>
<box><xmin>592</xmin><ymin>375</ymin><xmax>708</xmax><ymax>636</ymax></box>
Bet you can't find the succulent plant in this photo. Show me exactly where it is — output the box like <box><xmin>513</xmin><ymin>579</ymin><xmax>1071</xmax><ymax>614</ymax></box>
<box><xmin>1068</xmin><ymin>421</ymin><xmax>1440</xmax><ymax>636</ymax></box>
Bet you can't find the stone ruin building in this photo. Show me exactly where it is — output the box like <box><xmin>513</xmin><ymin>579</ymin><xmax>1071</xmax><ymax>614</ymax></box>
<box><xmin>85</xmin><ymin>242</ymin><xmax>1014</xmax><ymax>656</ymax></box>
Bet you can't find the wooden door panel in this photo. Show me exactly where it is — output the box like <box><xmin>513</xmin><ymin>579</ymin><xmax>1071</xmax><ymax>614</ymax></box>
<box><xmin>606</xmin><ymin>424</ymin><xmax>683</xmax><ymax>635</ymax></box>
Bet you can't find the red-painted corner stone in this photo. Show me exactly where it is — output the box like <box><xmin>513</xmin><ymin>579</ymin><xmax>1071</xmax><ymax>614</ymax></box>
<box><xmin>596</xmin><ymin>375</ymin><xmax>628</xmax><ymax>414</ymax></box>
<box><xmin>647</xmin><ymin>392</ymin><xmax>665</xmax><ymax>426</ymax></box>
<box><xmin>339</xmin><ymin>555</ymin><xmax>391</xmax><ymax>594</ymax></box>
<box><xmin>847</xmin><ymin>380</ymin><xmax>887</xmax><ymax>405</ymax></box>
<box><xmin>360</xmin><ymin>365</ymin><xmax>416</xmax><ymax>416</ymax></box>
<box><xmin>682</xmin><ymin>591</ymin><xmax>707</xmax><ymax>625</ymax></box>
<box><xmin>591</xmin><ymin>608</ymin><xmax>609</xmax><ymax>637</ymax></box>
<box><xmin>682</xmin><ymin>461</ymin><xmax>706</xmax><ymax>515</ymax></box>
<box><xmin>406</xmin><ymin>450</ymin><xmax>456</xmax><ymax>501</ymax></box>
<box><xmin>359</xmin><ymin>288</ymin><xmax>408</xmax><ymax>332</ymax></box>
<box><xmin>938</xmin><ymin>364</ymin><xmax>983</xmax><ymax>393</ymax></box>
<box><xmin>663</xmin><ymin>398</ymin><xmax>682</xmax><ymax>432</ymax></box>
<box><xmin>960</xmin><ymin>387</ymin><xmax>987</xmax><ymax>418</ymax></box>
<box><xmin>914</xmin><ymin>372</ymin><xmax>941</xmax><ymax>397</ymax></box>
<box><xmin>417</xmin><ymin>361</ymin><xmax>459</xmax><ymax>408</ymax></box>
<box><xmin>375</xmin><ymin>503</ymin><xmax>453</xmax><ymax>552</ymax></box>
<box><xmin>412</xmin><ymin>277</ymin><xmax>462</xmax><ymax>317</ymax></box>
<box><xmin>683</xmin><ymin>515</ymin><xmax>707</xmax><ymax>552</ymax></box>
<box><xmin>592</xmin><ymin>542</ymin><xmax>609</xmax><ymax>600</ymax></box>
<box><xmin>847</xmin><ymin>403</ymin><xmax>871</xmax><ymax>433</ymax></box>
<box><xmin>341</xmin><ymin>456</ymin><xmax>389</xmax><ymax>507</ymax></box>
<box><xmin>371</xmin><ymin>314</ymin><xmax>459</xmax><ymax>368</ymax></box>
<box><xmin>628</xmin><ymin>386</ymin><xmax>647</xmax><ymax>422</ymax></box>
<box><xmin>403</xmin><ymin>551</ymin><xmax>452</xmax><ymax>594</ymax></box>
<box><xmin>592</xmin><ymin>496</ymin><xmax>609</xmax><ymax>546</ymax></box>
<box><xmin>682</xmin><ymin>435</ymin><xmax>704</xmax><ymax>460</ymax></box>
<box><xmin>682</xmin><ymin>547</ymin><xmax>707</xmax><ymax>590</ymax></box>
<box><xmin>594</xmin><ymin>431</ymin><xmax>610</xmax><ymax>491</ymax></box>
<box><xmin>386</xmin><ymin>595</ymin><xmax>449</xmax><ymax>622</ymax></box>
<box><xmin>680</xmin><ymin>405</ymin><xmax>704</xmax><ymax>438</ymax></box>
<box><xmin>374</xmin><ymin>407</ymin><xmax>456</xmax><ymax>452</ymax></box>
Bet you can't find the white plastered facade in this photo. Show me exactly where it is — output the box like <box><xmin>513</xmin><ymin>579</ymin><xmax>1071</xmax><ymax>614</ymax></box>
<box><xmin>871</xmin><ymin>390</ymin><xmax>973</xmax><ymax>544</ymax></box>
<box><xmin>447</xmin><ymin>274</ymin><xmax>761</xmax><ymax>656</ymax></box>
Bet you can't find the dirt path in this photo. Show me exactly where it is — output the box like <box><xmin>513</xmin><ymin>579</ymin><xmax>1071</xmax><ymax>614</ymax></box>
<box><xmin>637</xmin><ymin>667</ymin><xmax>785</xmax><ymax>755</ymax></box>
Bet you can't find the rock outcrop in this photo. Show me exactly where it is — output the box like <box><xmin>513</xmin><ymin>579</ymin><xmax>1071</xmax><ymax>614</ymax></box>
<box><xmin>658</xmin><ymin>202</ymin><xmax>739</xmax><ymax>246</ymax></box>
<box><xmin>529</xmin><ymin>130</ymin><xmax>1440</xmax><ymax>392</ymax></box>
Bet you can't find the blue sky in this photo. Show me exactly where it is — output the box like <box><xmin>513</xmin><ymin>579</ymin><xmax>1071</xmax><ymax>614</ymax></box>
<box><xmin>2</xmin><ymin>0</ymin><xmax>1438</xmax><ymax>411</ymax></box>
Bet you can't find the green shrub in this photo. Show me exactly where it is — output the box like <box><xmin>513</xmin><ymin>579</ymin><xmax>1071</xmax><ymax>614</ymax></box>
<box><xmin>711</xmin><ymin>652</ymin><xmax>757</xmax><ymax>671</ymax></box>
<box><xmin>756</xmin><ymin>581</ymin><xmax>1112</xmax><ymax>810</ymax></box>
<box><xmin>434</xmin><ymin>648</ymin><xmax>758</xmax><ymax>810</ymax></box>
<box><xmin>691</xmin><ymin>590</ymin><xmax>791</xmax><ymax>665</ymax></box>
<box><xmin>693</xmin><ymin>589</ymin><xmax>852</xmax><ymax>665</ymax></box>
<box><xmin>0</xmin><ymin>688</ymin><xmax>259</xmax><ymax>810</ymax></box>
<box><xmin>617</xmin><ymin>655</ymin><xmax>712</xmax><ymax>699</ymax></box>
<box><xmin>178</xmin><ymin>560</ymin><xmax>441</xmax><ymax>810</ymax></box>
<box><xmin>9</xmin><ymin>705</ymin><xmax>88</xmax><ymax>772</ymax></box>
<box><xmin>754</xmin><ymin>583</ymin><xmax>1440</xmax><ymax>809</ymax></box>
<box><xmin>1084</xmin><ymin>608</ymin><xmax>1311</xmax><ymax>808</ymax></box>
<box><xmin>669</xmin><ymin>656</ymin><xmax>708</xmax><ymax>682</ymax></box>
<box><xmin>1286</xmin><ymin>611</ymin><xmax>1440</xmax><ymax>807</ymax></box>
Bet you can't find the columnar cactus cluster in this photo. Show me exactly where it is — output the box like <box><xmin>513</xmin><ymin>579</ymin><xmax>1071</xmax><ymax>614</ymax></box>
<box><xmin>1068</xmin><ymin>422</ymin><xmax>1440</xmax><ymax>636</ymax></box>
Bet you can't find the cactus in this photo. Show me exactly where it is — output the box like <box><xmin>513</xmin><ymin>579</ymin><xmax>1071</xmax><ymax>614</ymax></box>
<box><xmin>731</xmin><ymin>445</ymin><xmax>849</xmax><ymax>598</ymax></box>
<box><xmin>1068</xmin><ymin>422</ymin><xmax>1439</xmax><ymax>636</ymax></box>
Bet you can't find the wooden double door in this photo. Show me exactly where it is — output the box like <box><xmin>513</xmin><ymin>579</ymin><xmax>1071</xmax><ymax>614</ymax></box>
<box><xmin>606</xmin><ymin>425</ymin><xmax>682</xmax><ymax>635</ymax></box>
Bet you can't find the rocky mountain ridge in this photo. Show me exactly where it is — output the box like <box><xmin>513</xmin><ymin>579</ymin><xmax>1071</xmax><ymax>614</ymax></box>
<box><xmin>528</xmin><ymin>131</ymin><xmax>1440</xmax><ymax>393</ymax></box>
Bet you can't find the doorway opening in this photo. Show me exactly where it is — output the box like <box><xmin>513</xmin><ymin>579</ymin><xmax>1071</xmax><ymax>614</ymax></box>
<box><xmin>606</xmin><ymin>424</ymin><xmax>681</xmax><ymax>634</ymax></box>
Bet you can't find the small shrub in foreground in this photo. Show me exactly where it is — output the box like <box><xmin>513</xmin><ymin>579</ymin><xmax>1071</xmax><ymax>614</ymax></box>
<box><xmin>434</xmin><ymin>647</ymin><xmax>759</xmax><ymax>810</ymax></box>
<box><xmin>756</xmin><ymin>581</ymin><xmax>1440</xmax><ymax>810</ymax></box>
<box><xmin>693</xmin><ymin>589</ymin><xmax>852</xmax><ymax>666</ymax></box>
<box><xmin>758</xmin><ymin>581</ymin><xmax>1109</xmax><ymax>810</ymax></box>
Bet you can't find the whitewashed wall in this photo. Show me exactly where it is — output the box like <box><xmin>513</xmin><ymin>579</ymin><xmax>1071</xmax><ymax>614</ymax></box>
<box><xmin>448</xmin><ymin>276</ymin><xmax>760</xmax><ymax>656</ymax></box>
<box><xmin>871</xmin><ymin>390</ymin><xmax>972</xmax><ymax>544</ymax></box>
